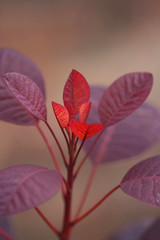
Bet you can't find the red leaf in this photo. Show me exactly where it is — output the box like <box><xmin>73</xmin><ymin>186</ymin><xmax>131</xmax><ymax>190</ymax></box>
<box><xmin>0</xmin><ymin>48</ymin><xmax>45</xmax><ymax>97</ymax></box>
<box><xmin>0</xmin><ymin>73</ymin><xmax>47</xmax><ymax>124</ymax></box>
<box><xmin>0</xmin><ymin>165</ymin><xmax>62</xmax><ymax>215</ymax></box>
<box><xmin>70</xmin><ymin>122</ymin><xmax>104</xmax><ymax>140</ymax></box>
<box><xmin>63</xmin><ymin>69</ymin><xmax>90</xmax><ymax>114</ymax></box>
<box><xmin>98</xmin><ymin>72</ymin><xmax>153</xmax><ymax>127</ymax></box>
<box><xmin>78</xmin><ymin>102</ymin><xmax>91</xmax><ymax>123</ymax></box>
<box><xmin>64</xmin><ymin>100</ymin><xmax>75</xmax><ymax>122</ymax></box>
<box><xmin>52</xmin><ymin>102</ymin><xmax>69</xmax><ymax>128</ymax></box>
<box><xmin>120</xmin><ymin>155</ymin><xmax>160</xmax><ymax>207</ymax></box>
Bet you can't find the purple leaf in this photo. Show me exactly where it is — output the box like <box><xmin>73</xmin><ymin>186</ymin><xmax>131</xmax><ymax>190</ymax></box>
<box><xmin>141</xmin><ymin>217</ymin><xmax>160</xmax><ymax>240</ymax></box>
<box><xmin>83</xmin><ymin>86</ymin><xmax>160</xmax><ymax>164</ymax></box>
<box><xmin>107</xmin><ymin>220</ymin><xmax>152</xmax><ymax>240</ymax></box>
<box><xmin>0</xmin><ymin>216</ymin><xmax>14</xmax><ymax>240</ymax></box>
<box><xmin>0</xmin><ymin>165</ymin><xmax>62</xmax><ymax>215</ymax></box>
<box><xmin>0</xmin><ymin>48</ymin><xmax>45</xmax><ymax>96</ymax></box>
<box><xmin>0</xmin><ymin>73</ymin><xmax>47</xmax><ymax>124</ymax></box>
<box><xmin>98</xmin><ymin>73</ymin><xmax>153</xmax><ymax>127</ymax></box>
<box><xmin>120</xmin><ymin>155</ymin><xmax>160</xmax><ymax>207</ymax></box>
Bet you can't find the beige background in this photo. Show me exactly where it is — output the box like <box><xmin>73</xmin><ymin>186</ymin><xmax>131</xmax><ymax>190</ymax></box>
<box><xmin>0</xmin><ymin>0</ymin><xmax>160</xmax><ymax>239</ymax></box>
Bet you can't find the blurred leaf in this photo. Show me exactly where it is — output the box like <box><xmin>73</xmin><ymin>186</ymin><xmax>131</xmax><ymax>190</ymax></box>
<box><xmin>98</xmin><ymin>72</ymin><xmax>153</xmax><ymax>127</ymax></box>
<box><xmin>121</xmin><ymin>155</ymin><xmax>160</xmax><ymax>207</ymax></box>
<box><xmin>0</xmin><ymin>165</ymin><xmax>62</xmax><ymax>215</ymax></box>
<box><xmin>0</xmin><ymin>48</ymin><xmax>45</xmax><ymax>96</ymax></box>
<box><xmin>107</xmin><ymin>220</ymin><xmax>152</xmax><ymax>240</ymax></box>
<box><xmin>141</xmin><ymin>217</ymin><xmax>160</xmax><ymax>240</ymax></box>
<box><xmin>0</xmin><ymin>73</ymin><xmax>47</xmax><ymax>125</ymax></box>
<box><xmin>0</xmin><ymin>216</ymin><xmax>14</xmax><ymax>240</ymax></box>
<box><xmin>83</xmin><ymin>86</ymin><xmax>160</xmax><ymax>164</ymax></box>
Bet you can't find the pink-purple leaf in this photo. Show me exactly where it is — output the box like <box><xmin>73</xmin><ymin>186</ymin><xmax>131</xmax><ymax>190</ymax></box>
<box><xmin>141</xmin><ymin>217</ymin><xmax>160</xmax><ymax>240</ymax></box>
<box><xmin>83</xmin><ymin>86</ymin><xmax>160</xmax><ymax>164</ymax></box>
<box><xmin>98</xmin><ymin>72</ymin><xmax>153</xmax><ymax>127</ymax></box>
<box><xmin>63</xmin><ymin>69</ymin><xmax>90</xmax><ymax>114</ymax></box>
<box><xmin>120</xmin><ymin>155</ymin><xmax>160</xmax><ymax>207</ymax></box>
<box><xmin>0</xmin><ymin>73</ymin><xmax>47</xmax><ymax>124</ymax></box>
<box><xmin>0</xmin><ymin>48</ymin><xmax>45</xmax><ymax>96</ymax></box>
<box><xmin>0</xmin><ymin>165</ymin><xmax>62</xmax><ymax>215</ymax></box>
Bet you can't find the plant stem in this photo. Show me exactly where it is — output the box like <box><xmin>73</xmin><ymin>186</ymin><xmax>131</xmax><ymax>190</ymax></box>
<box><xmin>72</xmin><ymin>184</ymin><xmax>120</xmax><ymax>225</ymax></box>
<box><xmin>45</xmin><ymin>121</ymin><xmax>68</xmax><ymax>167</ymax></box>
<box><xmin>74</xmin><ymin>130</ymin><xmax>104</xmax><ymax>178</ymax></box>
<box><xmin>0</xmin><ymin>228</ymin><xmax>15</xmax><ymax>240</ymax></box>
<box><xmin>60</xmin><ymin>139</ymin><xmax>75</xmax><ymax>240</ymax></box>
<box><xmin>35</xmin><ymin>121</ymin><xmax>61</xmax><ymax>173</ymax></box>
<box><xmin>35</xmin><ymin>207</ymin><xmax>60</xmax><ymax>236</ymax></box>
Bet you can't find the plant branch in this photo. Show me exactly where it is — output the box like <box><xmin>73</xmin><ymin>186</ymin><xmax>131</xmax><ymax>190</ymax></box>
<box><xmin>45</xmin><ymin>121</ymin><xmax>68</xmax><ymax>167</ymax></box>
<box><xmin>74</xmin><ymin>130</ymin><xmax>104</xmax><ymax>179</ymax></box>
<box><xmin>0</xmin><ymin>228</ymin><xmax>15</xmax><ymax>240</ymax></box>
<box><xmin>35</xmin><ymin>207</ymin><xmax>60</xmax><ymax>236</ymax></box>
<box><xmin>35</xmin><ymin>121</ymin><xmax>61</xmax><ymax>173</ymax></box>
<box><xmin>72</xmin><ymin>184</ymin><xmax>120</xmax><ymax>225</ymax></box>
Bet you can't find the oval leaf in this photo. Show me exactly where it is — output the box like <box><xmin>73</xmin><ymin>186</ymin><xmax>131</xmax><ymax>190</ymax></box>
<box><xmin>52</xmin><ymin>102</ymin><xmax>69</xmax><ymax>128</ymax></box>
<box><xmin>63</xmin><ymin>69</ymin><xmax>90</xmax><ymax>114</ymax></box>
<box><xmin>98</xmin><ymin>72</ymin><xmax>153</xmax><ymax>127</ymax></box>
<box><xmin>120</xmin><ymin>155</ymin><xmax>160</xmax><ymax>207</ymax></box>
<box><xmin>0</xmin><ymin>73</ymin><xmax>47</xmax><ymax>124</ymax></box>
<box><xmin>0</xmin><ymin>165</ymin><xmax>62</xmax><ymax>215</ymax></box>
<box><xmin>0</xmin><ymin>48</ymin><xmax>45</xmax><ymax>96</ymax></box>
<box><xmin>70</xmin><ymin>122</ymin><xmax>104</xmax><ymax>140</ymax></box>
<box><xmin>83</xmin><ymin>86</ymin><xmax>160</xmax><ymax>164</ymax></box>
<box><xmin>141</xmin><ymin>217</ymin><xmax>160</xmax><ymax>240</ymax></box>
<box><xmin>78</xmin><ymin>102</ymin><xmax>91</xmax><ymax>123</ymax></box>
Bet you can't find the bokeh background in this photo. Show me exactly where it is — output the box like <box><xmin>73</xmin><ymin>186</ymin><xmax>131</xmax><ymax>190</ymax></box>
<box><xmin>0</xmin><ymin>0</ymin><xmax>160</xmax><ymax>239</ymax></box>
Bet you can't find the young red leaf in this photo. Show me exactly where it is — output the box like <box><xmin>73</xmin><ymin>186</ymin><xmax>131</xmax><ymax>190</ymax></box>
<box><xmin>52</xmin><ymin>102</ymin><xmax>69</xmax><ymax>128</ymax></box>
<box><xmin>0</xmin><ymin>165</ymin><xmax>62</xmax><ymax>215</ymax></box>
<box><xmin>98</xmin><ymin>72</ymin><xmax>153</xmax><ymax>127</ymax></box>
<box><xmin>70</xmin><ymin>122</ymin><xmax>104</xmax><ymax>140</ymax></box>
<box><xmin>64</xmin><ymin>100</ymin><xmax>75</xmax><ymax>122</ymax></box>
<box><xmin>63</xmin><ymin>69</ymin><xmax>90</xmax><ymax>114</ymax></box>
<box><xmin>0</xmin><ymin>48</ymin><xmax>45</xmax><ymax>97</ymax></box>
<box><xmin>84</xmin><ymin>87</ymin><xmax>160</xmax><ymax>164</ymax></box>
<box><xmin>0</xmin><ymin>73</ymin><xmax>47</xmax><ymax>124</ymax></box>
<box><xmin>78</xmin><ymin>102</ymin><xmax>91</xmax><ymax>123</ymax></box>
<box><xmin>120</xmin><ymin>155</ymin><xmax>160</xmax><ymax>207</ymax></box>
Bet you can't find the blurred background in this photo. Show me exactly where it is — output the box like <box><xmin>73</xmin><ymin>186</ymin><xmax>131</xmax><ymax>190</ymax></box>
<box><xmin>0</xmin><ymin>0</ymin><xmax>160</xmax><ymax>239</ymax></box>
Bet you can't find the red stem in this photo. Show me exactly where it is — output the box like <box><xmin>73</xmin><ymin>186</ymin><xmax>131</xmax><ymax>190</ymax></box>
<box><xmin>73</xmin><ymin>184</ymin><xmax>120</xmax><ymax>225</ymax></box>
<box><xmin>74</xmin><ymin>130</ymin><xmax>104</xmax><ymax>178</ymax></box>
<box><xmin>0</xmin><ymin>228</ymin><xmax>15</xmax><ymax>240</ymax></box>
<box><xmin>45</xmin><ymin>121</ymin><xmax>68</xmax><ymax>167</ymax></box>
<box><xmin>35</xmin><ymin>207</ymin><xmax>60</xmax><ymax>236</ymax></box>
<box><xmin>35</xmin><ymin>121</ymin><xmax>61</xmax><ymax>173</ymax></box>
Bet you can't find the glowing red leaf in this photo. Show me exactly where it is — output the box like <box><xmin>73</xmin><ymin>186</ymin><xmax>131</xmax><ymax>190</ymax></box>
<box><xmin>64</xmin><ymin>100</ymin><xmax>75</xmax><ymax>122</ymax></box>
<box><xmin>78</xmin><ymin>102</ymin><xmax>91</xmax><ymax>123</ymax></box>
<box><xmin>120</xmin><ymin>155</ymin><xmax>160</xmax><ymax>207</ymax></box>
<box><xmin>52</xmin><ymin>102</ymin><xmax>69</xmax><ymax>128</ymax></box>
<box><xmin>0</xmin><ymin>73</ymin><xmax>47</xmax><ymax>124</ymax></box>
<box><xmin>98</xmin><ymin>72</ymin><xmax>153</xmax><ymax>127</ymax></box>
<box><xmin>0</xmin><ymin>165</ymin><xmax>62</xmax><ymax>215</ymax></box>
<box><xmin>70</xmin><ymin>122</ymin><xmax>104</xmax><ymax>140</ymax></box>
<box><xmin>63</xmin><ymin>69</ymin><xmax>90</xmax><ymax>114</ymax></box>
